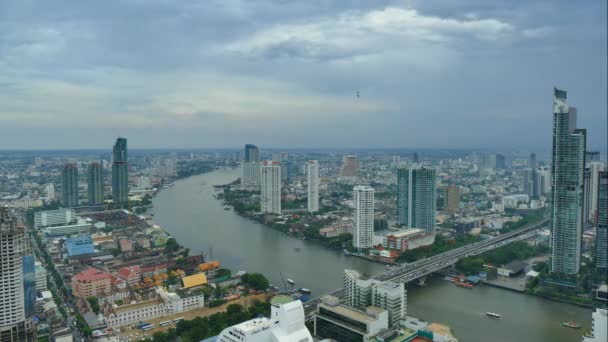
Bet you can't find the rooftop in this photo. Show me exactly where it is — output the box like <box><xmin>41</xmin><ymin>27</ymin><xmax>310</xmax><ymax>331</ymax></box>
<box><xmin>182</xmin><ymin>273</ymin><xmax>208</xmax><ymax>288</ymax></box>
<box><xmin>319</xmin><ymin>303</ymin><xmax>384</xmax><ymax>324</ymax></box>
<box><xmin>73</xmin><ymin>267</ymin><xmax>113</xmax><ymax>282</ymax></box>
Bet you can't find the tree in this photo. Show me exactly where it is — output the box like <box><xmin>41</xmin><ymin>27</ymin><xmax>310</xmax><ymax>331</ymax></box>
<box><xmin>240</xmin><ymin>273</ymin><xmax>269</xmax><ymax>291</ymax></box>
<box><xmin>86</xmin><ymin>296</ymin><xmax>100</xmax><ymax>314</ymax></box>
<box><xmin>164</xmin><ymin>238</ymin><xmax>180</xmax><ymax>254</ymax></box>
<box><xmin>216</xmin><ymin>268</ymin><xmax>232</xmax><ymax>278</ymax></box>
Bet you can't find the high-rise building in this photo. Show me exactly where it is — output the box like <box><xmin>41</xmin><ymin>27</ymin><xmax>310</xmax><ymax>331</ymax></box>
<box><xmin>444</xmin><ymin>184</ymin><xmax>460</xmax><ymax>215</ymax></box>
<box><xmin>536</xmin><ymin>167</ymin><xmax>552</xmax><ymax>196</ymax></box>
<box><xmin>242</xmin><ymin>144</ymin><xmax>261</xmax><ymax>185</ymax></box>
<box><xmin>352</xmin><ymin>186</ymin><xmax>374</xmax><ymax>250</ymax></box>
<box><xmin>343</xmin><ymin>269</ymin><xmax>378</xmax><ymax>310</ymax></box>
<box><xmin>596</xmin><ymin>171</ymin><xmax>607</xmax><ymax>270</ymax></box>
<box><xmin>522</xmin><ymin>168</ymin><xmax>535</xmax><ymax>198</ymax></box>
<box><xmin>44</xmin><ymin>183</ymin><xmax>55</xmax><ymax>201</ymax></box>
<box><xmin>586</xmin><ymin>151</ymin><xmax>601</xmax><ymax>162</ymax></box>
<box><xmin>307</xmin><ymin>160</ymin><xmax>319</xmax><ymax>213</ymax></box>
<box><xmin>62</xmin><ymin>163</ymin><xmax>79</xmax><ymax>207</ymax></box>
<box><xmin>112</xmin><ymin>137</ymin><xmax>129</xmax><ymax>204</ymax></box>
<box><xmin>87</xmin><ymin>162</ymin><xmax>104</xmax><ymax>206</ymax></box>
<box><xmin>261</xmin><ymin>160</ymin><xmax>281</xmax><ymax>214</ymax></box>
<box><xmin>340</xmin><ymin>155</ymin><xmax>359</xmax><ymax>178</ymax></box>
<box><xmin>0</xmin><ymin>208</ymin><xmax>35</xmax><ymax>341</ymax></box>
<box><xmin>550</xmin><ymin>88</ymin><xmax>586</xmax><ymax>275</ymax></box>
<box><xmin>397</xmin><ymin>167</ymin><xmax>437</xmax><ymax>234</ymax></box>
<box><xmin>372</xmin><ymin>281</ymin><xmax>406</xmax><ymax>327</ymax></box>
<box><xmin>413</xmin><ymin>152</ymin><xmax>419</xmax><ymax>163</ymax></box>
<box><xmin>529</xmin><ymin>153</ymin><xmax>537</xmax><ymax>169</ymax></box>
<box><xmin>582</xmin><ymin>309</ymin><xmax>607</xmax><ymax>342</ymax></box>
<box><xmin>587</xmin><ymin>161</ymin><xmax>605</xmax><ymax>224</ymax></box>
<box><xmin>495</xmin><ymin>153</ymin><xmax>506</xmax><ymax>169</ymax></box>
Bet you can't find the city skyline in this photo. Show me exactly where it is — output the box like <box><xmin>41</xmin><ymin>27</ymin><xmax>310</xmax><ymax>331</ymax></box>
<box><xmin>0</xmin><ymin>1</ymin><xmax>606</xmax><ymax>150</ymax></box>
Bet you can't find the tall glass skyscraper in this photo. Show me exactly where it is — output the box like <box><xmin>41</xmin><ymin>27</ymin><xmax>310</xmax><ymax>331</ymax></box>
<box><xmin>112</xmin><ymin>137</ymin><xmax>129</xmax><ymax>205</ymax></box>
<box><xmin>62</xmin><ymin>163</ymin><xmax>79</xmax><ymax>207</ymax></box>
<box><xmin>550</xmin><ymin>88</ymin><xmax>586</xmax><ymax>275</ymax></box>
<box><xmin>397</xmin><ymin>167</ymin><xmax>437</xmax><ymax>234</ymax></box>
<box><xmin>87</xmin><ymin>162</ymin><xmax>104</xmax><ymax>206</ymax></box>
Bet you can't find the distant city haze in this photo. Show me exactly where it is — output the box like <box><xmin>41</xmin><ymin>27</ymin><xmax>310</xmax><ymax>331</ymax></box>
<box><xmin>0</xmin><ymin>1</ymin><xmax>606</xmax><ymax>150</ymax></box>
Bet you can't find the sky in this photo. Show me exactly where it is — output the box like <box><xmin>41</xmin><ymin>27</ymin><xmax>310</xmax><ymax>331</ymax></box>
<box><xmin>0</xmin><ymin>0</ymin><xmax>606</xmax><ymax>150</ymax></box>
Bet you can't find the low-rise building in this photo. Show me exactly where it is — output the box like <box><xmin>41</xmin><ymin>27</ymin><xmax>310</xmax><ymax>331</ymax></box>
<box><xmin>42</xmin><ymin>223</ymin><xmax>92</xmax><ymax>237</ymax></box>
<box><xmin>34</xmin><ymin>209</ymin><xmax>74</xmax><ymax>229</ymax></box>
<box><xmin>116</xmin><ymin>265</ymin><xmax>141</xmax><ymax>286</ymax></box>
<box><xmin>35</xmin><ymin>261</ymin><xmax>47</xmax><ymax>291</ymax></box>
<box><xmin>66</xmin><ymin>234</ymin><xmax>95</xmax><ymax>257</ymax></box>
<box><xmin>72</xmin><ymin>267</ymin><xmax>124</xmax><ymax>298</ymax></box>
<box><xmin>382</xmin><ymin>228</ymin><xmax>435</xmax><ymax>252</ymax></box>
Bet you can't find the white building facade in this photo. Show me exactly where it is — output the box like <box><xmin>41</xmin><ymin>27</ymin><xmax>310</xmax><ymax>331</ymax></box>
<box><xmin>353</xmin><ymin>186</ymin><xmax>374</xmax><ymax>250</ymax></box>
<box><xmin>261</xmin><ymin>160</ymin><xmax>281</xmax><ymax>214</ymax></box>
<box><xmin>307</xmin><ymin>160</ymin><xmax>320</xmax><ymax>213</ymax></box>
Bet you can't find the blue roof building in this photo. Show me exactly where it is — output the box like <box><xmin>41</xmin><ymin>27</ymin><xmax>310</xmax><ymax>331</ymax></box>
<box><xmin>66</xmin><ymin>234</ymin><xmax>94</xmax><ymax>257</ymax></box>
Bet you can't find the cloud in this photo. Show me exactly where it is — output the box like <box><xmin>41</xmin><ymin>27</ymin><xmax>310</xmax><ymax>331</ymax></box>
<box><xmin>222</xmin><ymin>7</ymin><xmax>515</xmax><ymax>62</ymax></box>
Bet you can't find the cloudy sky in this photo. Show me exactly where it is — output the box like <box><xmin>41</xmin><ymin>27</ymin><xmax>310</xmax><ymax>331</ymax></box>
<box><xmin>0</xmin><ymin>0</ymin><xmax>606</xmax><ymax>150</ymax></box>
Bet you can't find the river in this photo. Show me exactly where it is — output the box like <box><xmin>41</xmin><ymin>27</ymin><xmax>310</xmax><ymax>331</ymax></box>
<box><xmin>150</xmin><ymin>168</ymin><xmax>592</xmax><ymax>342</ymax></box>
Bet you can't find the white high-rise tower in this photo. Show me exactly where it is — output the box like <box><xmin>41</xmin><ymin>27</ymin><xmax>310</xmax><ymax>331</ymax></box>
<box><xmin>352</xmin><ymin>186</ymin><xmax>374</xmax><ymax>250</ymax></box>
<box><xmin>307</xmin><ymin>160</ymin><xmax>319</xmax><ymax>213</ymax></box>
<box><xmin>261</xmin><ymin>160</ymin><xmax>281</xmax><ymax>214</ymax></box>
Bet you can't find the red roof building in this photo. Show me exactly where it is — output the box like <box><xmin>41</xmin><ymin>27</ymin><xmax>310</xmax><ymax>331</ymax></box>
<box><xmin>116</xmin><ymin>265</ymin><xmax>141</xmax><ymax>286</ymax></box>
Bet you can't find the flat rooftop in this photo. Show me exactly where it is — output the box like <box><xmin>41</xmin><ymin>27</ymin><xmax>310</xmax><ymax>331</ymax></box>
<box><xmin>319</xmin><ymin>303</ymin><xmax>382</xmax><ymax>324</ymax></box>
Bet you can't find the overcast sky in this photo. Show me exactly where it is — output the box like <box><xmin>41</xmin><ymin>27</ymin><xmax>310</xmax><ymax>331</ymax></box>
<box><xmin>0</xmin><ymin>0</ymin><xmax>606</xmax><ymax>150</ymax></box>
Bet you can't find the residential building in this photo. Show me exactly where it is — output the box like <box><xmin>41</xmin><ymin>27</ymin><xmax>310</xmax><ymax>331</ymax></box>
<box><xmin>217</xmin><ymin>295</ymin><xmax>312</xmax><ymax>342</ymax></box>
<box><xmin>314</xmin><ymin>295</ymin><xmax>388</xmax><ymax>342</ymax></box>
<box><xmin>501</xmin><ymin>194</ymin><xmax>529</xmax><ymax>208</ymax></box>
<box><xmin>261</xmin><ymin>160</ymin><xmax>281</xmax><ymax>214</ymax></box>
<box><xmin>582</xmin><ymin>309</ymin><xmax>607</xmax><ymax>342</ymax></box>
<box><xmin>112</xmin><ymin>137</ymin><xmax>129</xmax><ymax>204</ymax></box>
<box><xmin>372</xmin><ymin>281</ymin><xmax>406</xmax><ymax>327</ymax></box>
<box><xmin>522</xmin><ymin>168</ymin><xmax>535</xmax><ymax>198</ymax></box>
<box><xmin>307</xmin><ymin>160</ymin><xmax>320</xmax><ymax>213</ymax></box>
<box><xmin>340</xmin><ymin>155</ymin><xmax>359</xmax><ymax>178</ymax></box>
<box><xmin>71</xmin><ymin>267</ymin><xmax>122</xmax><ymax>298</ymax></box>
<box><xmin>343</xmin><ymin>270</ymin><xmax>379</xmax><ymax>310</ymax></box>
<box><xmin>550</xmin><ymin>88</ymin><xmax>587</xmax><ymax>275</ymax></box>
<box><xmin>444</xmin><ymin>184</ymin><xmax>460</xmax><ymax>215</ymax></box>
<box><xmin>66</xmin><ymin>234</ymin><xmax>95</xmax><ymax>257</ymax></box>
<box><xmin>397</xmin><ymin>167</ymin><xmax>437</xmax><ymax>234</ymax></box>
<box><xmin>62</xmin><ymin>163</ymin><xmax>79</xmax><ymax>207</ymax></box>
<box><xmin>34</xmin><ymin>209</ymin><xmax>74</xmax><ymax>229</ymax></box>
<box><xmin>536</xmin><ymin>167</ymin><xmax>552</xmax><ymax>196</ymax></box>
<box><xmin>0</xmin><ymin>208</ymin><xmax>35</xmax><ymax>341</ymax></box>
<box><xmin>596</xmin><ymin>171</ymin><xmax>607</xmax><ymax>270</ymax></box>
<box><xmin>529</xmin><ymin>153</ymin><xmax>537</xmax><ymax>169</ymax></box>
<box><xmin>137</xmin><ymin>176</ymin><xmax>151</xmax><ymax>190</ymax></box>
<box><xmin>87</xmin><ymin>162</ymin><xmax>104</xmax><ymax>205</ymax></box>
<box><xmin>242</xmin><ymin>144</ymin><xmax>260</xmax><ymax>185</ymax></box>
<box><xmin>587</xmin><ymin>161</ymin><xmax>605</xmax><ymax>224</ymax></box>
<box><xmin>45</xmin><ymin>183</ymin><xmax>55</xmax><ymax>201</ymax></box>
<box><xmin>116</xmin><ymin>266</ymin><xmax>141</xmax><ymax>286</ymax></box>
<box><xmin>495</xmin><ymin>153</ymin><xmax>506</xmax><ymax>169</ymax></box>
<box><xmin>353</xmin><ymin>186</ymin><xmax>374</xmax><ymax>250</ymax></box>
<box><xmin>35</xmin><ymin>261</ymin><xmax>47</xmax><ymax>291</ymax></box>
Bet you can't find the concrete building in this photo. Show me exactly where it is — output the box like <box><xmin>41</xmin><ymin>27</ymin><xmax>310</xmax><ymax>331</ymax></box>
<box><xmin>0</xmin><ymin>208</ymin><xmax>35</xmax><ymax>341</ymax></box>
<box><xmin>522</xmin><ymin>168</ymin><xmax>535</xmax><ymax>198</ymax></box>
<box><xmin>582</xmin><ymin>309</ymin><xmax>607</xmax><ymax>342</ymax></box>
<box><xmin>217</xmin><ymin>295</ymin><xmax>312</xmax><ymax>342</ymax></box>
<box><xmin>372</xmin><ymin>281</ymin><xmax>406</xmax><ymax>327</ymax></box>
<box><xmin>45</xmin><ymin>183</ymin><xmax>55</xmax><ymax>201</ymax></box>
<box><xmin>587</xmin><ymin>161</ymin><xmax>605</xmax><ymax>224</ymax></box>
<box><xmin>307</xmin><ymin>160</ymin><xmax>320</xmax><ymax>213</ymax></box>
<box><xmin>444</xmin><ymin>184</ymin><xmax>460</xmax><ymax>215</ymax></box>
<box><xmin>116</xmin><ymin>265</ymin><xmax>141</xmax><ymax>286</ymax></box>
<box><xmin>353</xmin><ymin>186</ymin><xmax>374</xmax><ymax>250</ymax></box>
<box><xmin>112</xmin><ymin>137</ymin><xmax>129</xmax><ymax>205</ymax></box>
<box><xmin>137</xmin><ymin>176</ymin><xmax>151</xmax><ymax>190</ymax></box>
<box><xmin>42</xmin><ymin>223</ymin><xmax>91</xmax><ymax>237</ymax></box>
<box><xmin>314</xmin><ymin>295</ymin><xmax>388</xmax><ymax>342</ymax></box>
<box><xmin>343</xmin><ymin>270</ymin><xmax>379</xmax><ymax>310</ymax></box>
<box><xmin>34</xmin><ymin>209</ymin><xmax>74</xmax><ymax>229</ymax></box>
<box><xmin>65</xmin><ymin>234</ymin><xmax>95</xmax><ymax>257</ymax></box>
<box><xmin>397</xmin><ymin>167</ymin><xmax>437</xmax><ymax>234</ymax></box>
<box><xmin>536</xmin><ymin>167</ymin><xmax>552</xmax><ymax>196</ymax></box>
<box><xmin>382</xmin><ymin>228</ymin><xmax>435</xmax><ymax>252</ymax></box>
<box><xmin>529</xmin><ymin>153</ymin><xmax>537</xmax><ymax>169</ymax></box>
<box><xmin>62</xmin><ymin>163</ymin><xmax>79</xmax><ymax>207</ymax></box>
<box><xmin>35</xmin><ymin>261</ymin><xmax>47</xmax><ymax>292</ymax></box>
<box><xmin>261</xmin><ymin>160</ymin><xmax>281</xmax><ymax>214</ymax></box>
<box><xmin>501</xmin><ymin>194</ymin><xmax>529</xmax><ymax>209</ymax></box>
<box><xmin>242</xmin><ymin>144</ymin><xmax>261</xmax><ymax>185</ymax></box>
<box><xmin>340</xmin><ymin>155</ymin><xmax>359</xmax><ymax>178</ymax></box>
<box><xmin>87</xmin><ymin>162</ymin><xmax>104</xmax><ymax>206</ymax></box>
<box><xmin>596</xmin><ymin>171</ymin><xmax>607</xmax><ymax>270</ymax></box>
<box><xmin>71</xmin><ymin>267</ymin><xmax>122</xmax><ymax>298</ymax></box>
<box><xmin>550</xmin><ymin>88</ymin><xmax>587</xmax><ymax>275</ymax></box>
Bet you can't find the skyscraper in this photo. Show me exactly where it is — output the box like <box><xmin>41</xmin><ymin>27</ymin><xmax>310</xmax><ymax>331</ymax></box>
<box><xmin>87</xmin><ymin>162</ymin><xmax>104</xmax><ymax>206</ymax></box>
<box><xmin>242</xmin><ymin>144</ymin><xmax>260</xmax><ymax>185</ymax></box>
<box><xmin>0</xmin><ymin>208</ymin><xmax>35</xmax><ymax>341</ymax></box>
<box><xmin>307</xmin><ymin>160</ymin><xmax>319</xmax><ymax>213</ymax></box>
<box><xmin>352</xmin><ymin>186</ymin><xmax>374</xmax><ymax>250</ymax></box>
<box><xmin>112</xmin><ymin>137</ymin><xmax>129</xmax><ymax>204</ymax></box>
<box><xmin>62</xmin><ymin>163</ymin><xmax>78</xmax><ymax>207</ymax></box>
<box><xmin>340</xmin><ymin>155</ymin><xmax>359</xmax><ymax>178</ymax></box>
<box><xmin>444</xmin><ymin>184</ymin><xmax>460</xmax><ymax>215</ymax></box>
<box><xmin>529</xmin><ymin>153</ymin><xmax>537</xmax><ymax>169</ymax></box>
<box><xmin>397</xmin><ymin>167</ymin><xmax>437</xmax><ymax>234</ymax></box>
<box><xmin>495</xmin><ymin>153</ymin><xmax>506</xmax><ymax>169</ymax></box>
<box><xmin>587</xmin><ymin>161</ymin><xmax>605</xmax><ymax>224</ymax></box>
<box><xmin>413</xmin><ymin>152</ymin><xmax>419</xmax><ymax>163</ymax></box>
<box><xmin>522</xmin><ymin>168</ymin><xmax>535</xmax><ymax>198</ymax></box>
<box><xmin>596</xmin><ymin>171</ymin><xmax>607</xmax><ymax>270</ymax></box>
<box><xmin>260</xmin><ymin>160</ymin><xmax>281</xmax><ymax>214</ymax></box>
<box><xmin>550</xmin><ymin>88</ymin><xmax>586</xmax><ymax>275</ymax></box>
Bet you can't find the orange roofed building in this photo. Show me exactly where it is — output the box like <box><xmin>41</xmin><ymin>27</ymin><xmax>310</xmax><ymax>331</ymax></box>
<box><xmin>72</xmin><ymin>267</ymin><xmax>125</xmax><ymax>298</ymax></box>
<box><xmin>116</xmin><ymin>265</ymin><xmax>141</xmax><ymax>286</ymax></box>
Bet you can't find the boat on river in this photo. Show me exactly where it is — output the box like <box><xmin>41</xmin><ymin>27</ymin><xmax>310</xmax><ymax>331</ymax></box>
<box><xmin>486</xmin><ymin>312</ymin><xmax>502</xmax><ymax>319</ymax></box>
<box><xmin>561</xmin><ymin>322</ymin><xmax>581</xmax><ymax>329</ymax></box>
<box><xmin>454</xmin><ymin>281</ymin><xmax>474</xmax><ymax>289</ymax></box>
